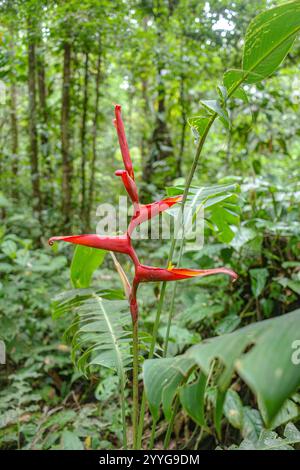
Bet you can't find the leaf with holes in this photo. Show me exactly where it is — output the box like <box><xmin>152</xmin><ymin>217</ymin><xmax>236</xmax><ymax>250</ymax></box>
<box><xmin>143</xmin><ymin>310</ymin><xmax>300</xmax><ymax>427</ymax></box>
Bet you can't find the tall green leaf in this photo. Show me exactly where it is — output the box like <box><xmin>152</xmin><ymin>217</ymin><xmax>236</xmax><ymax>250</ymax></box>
<box><xmin>243</xmin><ymin>2</ymin><xmax>300</xmax><ymax>83</ymax></box>
<box><xmin>222</xmin><ymin>2</ymin><xmax>300</xmax><ymax>97</ymax></box>
<box><xmin>70</xmin><ymin>245</ymin><xmax>106</xmax><ymax>288</ymax></box>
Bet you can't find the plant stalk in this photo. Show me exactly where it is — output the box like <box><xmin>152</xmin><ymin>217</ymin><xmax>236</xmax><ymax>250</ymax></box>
<box><xmin>132</xmin><ymin>318</ymin><xmax>139</xmax><ymax>449</ymax></box>
<box><xmin>163</xmin><ymin>396</ymin><xmax>180</xmax><ymax>449</ymax></box>
<box><xmin>119</xmin><ymin>372</ymin><xmax>127</xmax><ymax>449</ymax></box>
<box><xmin>149</xmin><ymin>417</ymin><xmax>157</xmax><ymax>450</ymax></box>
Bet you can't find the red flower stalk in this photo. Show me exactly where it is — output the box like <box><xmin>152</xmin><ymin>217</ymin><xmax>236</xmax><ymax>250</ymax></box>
<box><xmin>114</xmin><ymin>104</ymin><xmax>134</xmax><ymax>180</ymax></box>
<box><xmin>49</xmin><ymin>104</ymin><xmax>237</xmax><ymax>322</ymax></box>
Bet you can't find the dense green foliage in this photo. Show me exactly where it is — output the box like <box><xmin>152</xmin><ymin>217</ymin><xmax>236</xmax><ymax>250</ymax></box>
<box><xmin>1</xmin><ymin>0</ymin><xmax>300</xmax><ymax>450</ymax></box>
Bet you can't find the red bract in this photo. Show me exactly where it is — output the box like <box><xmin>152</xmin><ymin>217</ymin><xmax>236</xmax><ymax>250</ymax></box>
<box><xmin>114</xmin><ymin>104</ymin><xmax>134</xmax><ymax>180</ymax></box>
<box><xmin>49</xmin><ymin>104</ymin><xmax>237</xmax><ymax>322</ymax></box>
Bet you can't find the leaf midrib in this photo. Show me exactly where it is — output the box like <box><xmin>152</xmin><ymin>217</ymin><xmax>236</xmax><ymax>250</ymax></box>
<box><xmin>93</xmin><ymin>294</ymin><xmax>124</xmax><ymax>376</ymax></box>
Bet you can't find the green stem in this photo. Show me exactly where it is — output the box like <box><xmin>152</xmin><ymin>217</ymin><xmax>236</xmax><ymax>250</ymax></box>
<box><xmin>132</xmin><ymin>318</ymin><xmax>139</xmax><ymax>449</ymax></box>
<box><xmin>163</xmin><ymin>396</ymin><xmax>180</xmax><ymax>449</ymax></box>
<box><xmin>163</xmin><ymin>282</ymin><xmax>177</xmax><ymax>357</ymax></box>
<box><xmin>149</xmin><ymin>417</ymin><xmax>157</xmax><ymax>450</ymax></box>
<box><xmin>163</xmin><ymin>232</ymin><xmax>185</xmax><ymax>357</ymax></box>
<box><xmin>119</xmin><ymin>372</ymin><xmax>127</xmax><ymax>449</ymax></box>
<box><xmin>136</xmin><ymin>281</ymin><xmax>168</xmax><ymax>447</ymax></box>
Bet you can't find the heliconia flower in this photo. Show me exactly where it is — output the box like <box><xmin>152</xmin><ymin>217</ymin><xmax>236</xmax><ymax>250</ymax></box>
<box><xmin>114</xmin><ymin>104</ymin><xmax>134</xmax><ymax>180</ymax></box>
<box><xmin>128</xmin><ymin>195</ymin><xmax>182</xmax><ymax>235</ymax></box>
<box><xmin>49</xmin><ymin>234</ymin><xmax>133</xmax><ymax>256</ymax></box>
<box><xmin>49</xmin><ymin>104</ymin><xmax>238</xmax><ymax>323</ymax></box>
<box><xmin>115</xmin><ymin>169</ymin><xmax>139</xmax><ymax>206</ymax></box>
<box><xmin>135</xmin><ymin>264</ymin><xmax>237</xmax><ymax>283</ymax></box>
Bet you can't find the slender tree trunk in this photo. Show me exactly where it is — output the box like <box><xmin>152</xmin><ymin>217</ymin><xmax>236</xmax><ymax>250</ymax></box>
<box><xmin>28</xmin><ymin>22</ymin><xmax>42</xmax><ymax>216</ymax></box>
<box><xmin>140</xmin><ymin>77</ymin><xmax>149</xmax><ymax>168</ymax></box>
<box><xmin>10</xmin><ymin>81</ymin><xmax>18</xmax><ymax>196</ymax></box>
<box><xmin>80</xmin><ymin>52</ymin><xmax>89</xmax><ymax>227</ymax></box>
<box><xmin>177</xmin><ymin>72</ymin><xmax>186</xmax><ymax>177</ymax></box>
<box><xmin>142</xmin><ymin>4</ymin><xmax>174</xmax><ymax>189</ymax></box>
<box><xmin>10</xmin><ymin>37</ymin><xmax>18</xmax><ymax>198</ymax></box>
<box><xmin>143</xmin><ymin>64</ymin><xmax>174</xmax><ymax>188</ymax></box>
<box><xmin>87</xmin><ymin>39</ymin><xmax>102</xmax><ymax>230</ymax></box>
<box><xmin>61</xmin><ymin>41</ymin><xmax>72</xmax><ymax>230</ymax></box>
<box><xmin>37</xmin><ymin>36</ymin><xmax>52</xmax><ymax>198</ymax></box>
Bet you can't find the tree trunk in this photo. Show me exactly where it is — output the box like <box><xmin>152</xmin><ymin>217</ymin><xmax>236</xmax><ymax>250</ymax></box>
<box><xmin>80</xmin><ymin>52</ymin><xmax>89</xmax><ymax>227</ymax></box>
<box><xmin>142</xmin><ymin>5</ymin><xmax>175</xmax><ymax>190</ymax></box>
<box><xmin>140</xmin><ymin>77</ymin><xmax>149</xmax><ymax>170</ymax></box>
<box><xmin>142</xmin><ymin>64</ymin><xmax>174</xmax><ymax>189</ymax></box>
<box><xmin>37</xmin><ymin>35</ymin><xmax>52</xmax><ymax>198</ymax></box>
<box><xmin>28</xmin><ymin>22</ymin><xmax>42</xmax><ymax>216</ymax></box>
<box><xmin>61</xmin><ymin>41</ymin><xmax>72</xmax><ymax>230</ymax></box>
<box><xmin>177</xmin><ymin>72</ymin><xmax>186</xmax><ymax>177</ymax></box>
<box><xmin>87</xmin><ymin>40</ymin><xmax>102</xmax><ymax>230</ymax></box>
<box><xmin>10</xmin><ymin>38</ymin><xmax>18</xmax><ymax>199</ymax></box>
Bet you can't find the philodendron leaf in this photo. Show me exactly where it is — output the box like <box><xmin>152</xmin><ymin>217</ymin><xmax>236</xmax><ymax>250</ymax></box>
<box><xmin>70</xmin><ymin>245</ymin><xmax>106</xmax><ymax>288</ymax></box>
<box><xmin>143</xmin><ymin>309</ymin><xmax>300</xmax><ymax>427</ymax></box>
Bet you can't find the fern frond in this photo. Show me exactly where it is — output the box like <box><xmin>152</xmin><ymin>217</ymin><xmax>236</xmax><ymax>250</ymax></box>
<box><xmin>52</xmin><ymin>289</ymin><xmax>131</xmax><ymax>375</ymax></box>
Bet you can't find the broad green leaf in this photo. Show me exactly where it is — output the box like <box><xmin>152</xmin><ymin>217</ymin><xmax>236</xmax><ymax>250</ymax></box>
<box><xmin>250</xmin><ymin>268</ymin><xmax>269</xmax><ymax>298</ymax></box>
<box><xmin>143</xmin><ymin>357</ymin><xmax>194</xmax><ymax>421</ymax></box>
<box><xmin>214</xmin><ymin>389</ymin><xmax>226</xmax><ymax>439</ymax></box>
<box><xmin>268</xmin><ymin>399</ymin><xmax>299</xmax><ymax>429</ymax></box>
<box><xmin>284</xmin><ymin>422</ymin><xmax>300</xmax><ymax>441</ymax></box>
<box><xmin>215</xmin><ymin>314</ymin><xmax>241</xmax><ymax>335</ymax></box>
<box><xmin>70</xmin><ymin>245</ymin><xmax>106</xmax><ymax>288</ymax></box>
<box><xmin>61</xmin><ymin>430</ymin><xmax>84</xmax><ymax>450</ymax></box>
<box><xmin>180</xmin><ymin>373</ymin><xmax>207</xmax><ymax>427</ymax></box>
<box><xmin>223</xmin><ymin>71</ymin><xmax>248</xmax><ymax>102</ymax></box>
<box><xmin>223</xmin><ymin>69</ymin><xmax>257</xmax><ymax>99</ymax></box>
<box><xmin>222</xmin><ymin>3</ymin><xmax>300</xmax><ymax>101</ymax></box>
<box><xmin>242</xmin><ymin>407</ymin><xmax>264</xmax><ymax>441</ymax></box>
<box><xmin>237</xmin><ymin>424</ymin><xmax>300</xmax><ymax>450</ymax></box>
<box><xmin>243</xmin><ymin>2</ymin><xmax>300</xmax><ymax>83</ymax></box>
<box><xmin>230</xmin><ymin>226</ymin><xmax>257</xmax><ymax>251</ymax></box>
<box><xmin>143</xmin><ymin>309</ymin><xmax>300</xmax><ymax>426</ymax></box>
<box><xmin>1</xmin><ymin>240</ymin><xmax>17</xmax><ymax>259</ymax></box>
<box><xmin>224</xmin><ymin>389</ymin><xmax>244</xmax><ymax>430</ymax></box>
<box><xmin>276</xmin><ymin>277</ymin><xmax>300</xmax><ymax>295</ymax></box>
